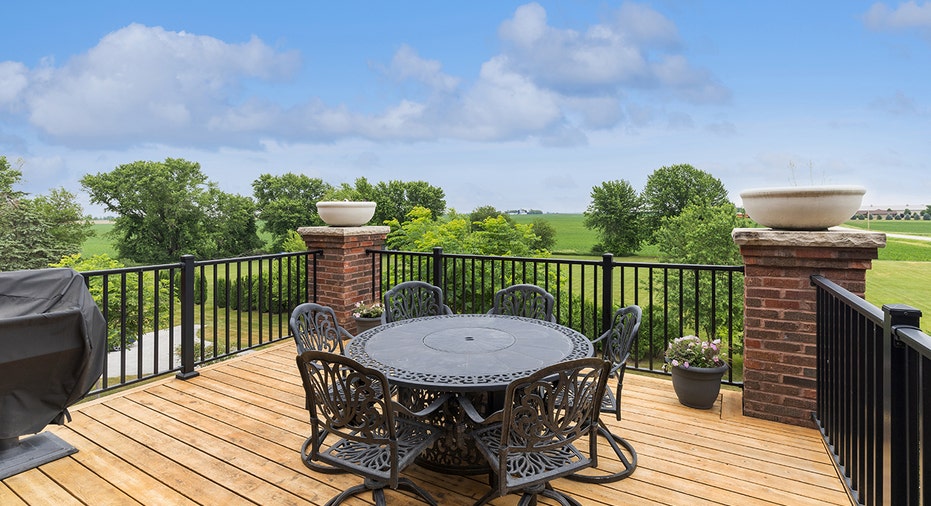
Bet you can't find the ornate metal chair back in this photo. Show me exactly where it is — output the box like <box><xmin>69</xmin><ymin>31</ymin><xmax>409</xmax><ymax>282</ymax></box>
<box><xmin>382</xmin><ymin>281</ymin><xmax>451</xmax><ymax>323</ymax></box>
<box><xmin>289</xmin><ymin>303</ymin><xmax>351</xmax><ymax>355</ymax></box>
<box><xmin>487</xmin><ymin>284</ymin><xmax>556</xmax><ymax>322</ymax></box>
<box><xmin>479</xmin><ymin>357</ymin><xmax>609</xmax><ymax>502</ymax></box>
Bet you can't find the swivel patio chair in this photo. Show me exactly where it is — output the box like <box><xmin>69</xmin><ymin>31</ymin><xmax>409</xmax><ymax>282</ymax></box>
<box><xmin>382</xmin><ymin>281</ymin><xmax>453</xmax><ymax>324</ymax></box>
<box><xmin>567</xmin><ymin>305</ymin><xmax>641</xmax><ymax>483</ymax></box>
<box><xmin>296</xmin><ymin>351</ymin><xmax>447</xmax><ymax>505</ymax></box>
<box><xmin>486</xmin><ymin>283</ymin><xmax>556</xmax><ymax>322</ymax></box>
<box><xmin>288</xmin><ymin>303</ymin><xmax>352</xmax><ymax>355</ymax></box>
<box><xmin>459</xmin><ymin>357</ymin><xmax>610</xmax><ymax>506</ymax></box>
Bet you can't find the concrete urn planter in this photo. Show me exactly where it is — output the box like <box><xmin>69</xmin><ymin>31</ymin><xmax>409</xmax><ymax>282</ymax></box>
<box><xmin>739</xmin><ymin>185</ymin><xmax>866</xmax><ymax>231</ymax></box>
<box><xmin>316</xmin><ymin>201</ymin><xmax>377</xmax><ymax>227</ymax></box>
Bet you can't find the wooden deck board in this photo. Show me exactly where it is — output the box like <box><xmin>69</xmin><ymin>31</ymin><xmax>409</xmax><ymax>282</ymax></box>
<box><xmin>3</xmin><ymin>343</ymin><xmax>850</xmax><ymax>505</ymax></box>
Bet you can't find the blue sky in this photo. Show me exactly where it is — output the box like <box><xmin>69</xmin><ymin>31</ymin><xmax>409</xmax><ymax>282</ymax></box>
<box><xmin>2</xmin><ymin>1</ymin><xmax>929</xmax><ymax>216</ymax></box>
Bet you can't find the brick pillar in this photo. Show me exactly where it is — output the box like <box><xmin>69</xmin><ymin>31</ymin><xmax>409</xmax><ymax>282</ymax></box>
<box><xmin>297</xmin><ymin>226</ymin><xmax>390</xmax><ymax>334</ymax></box>
<box><xmin>732</xmin><ymin>228</ymin><xmax>885</xmax><ymax>427</ymax></box>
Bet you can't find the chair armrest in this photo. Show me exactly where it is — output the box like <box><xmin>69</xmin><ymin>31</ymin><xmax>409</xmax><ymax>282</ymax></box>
<box><xmin>443</xmin><ymin>305</ymin><xmax>454</xmax><ymax>315</ymax></box>
<box><xmin>589</xmin><ymin>328</ymin><xmax>610</xmax><ymax>346</ymax></box>
<box><xmin>456</xmin><ymin>394</ymin><xmax>502</xmax><ymax>425</ymax></box>
<box><xmin>395</xmin><ymin>392</ymin><xmax>451</xmax><ymax>419</ymax></box>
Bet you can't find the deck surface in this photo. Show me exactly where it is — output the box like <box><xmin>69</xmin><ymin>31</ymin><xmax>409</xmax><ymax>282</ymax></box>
<box><xmin>2</xmin><ymin>343</ymin><xmax>850</xmax><ymax>505</ymax></box>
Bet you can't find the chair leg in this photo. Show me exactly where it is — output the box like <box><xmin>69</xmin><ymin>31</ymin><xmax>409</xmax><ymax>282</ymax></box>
<box><xmin>517</xmin><ymin>483</ymin><xmax>582</xmax><ymax>506</ymax></box>
<box><xmin>567</xmin><ymin>420</ymin><xmax>637</xmax><ymax>483</ymax></box>
<box><xmin>323</xmin><ymin>483</ymin><xmax>370</xmax><ymax>506</ymax></box>
<box><xmin>396</xmin><ymin>477</ymin><xmax>439</xmax><ymax>506</ymax></box>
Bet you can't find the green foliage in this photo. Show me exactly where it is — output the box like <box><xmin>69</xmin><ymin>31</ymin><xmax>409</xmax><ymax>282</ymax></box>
<box><xmin>528</xmin><ymin>218</ymin><xmax>557</xmax><ymax>251</ymax></box>
<box><xmin>583</xmin><ymin>179</ymin><xmax>643</xmax><ymax>256</ymax></box>
<box><xmin>470</xmin><ymin>205</ymin><xmax>513</xmax><ymax>229</ymax></box>
<box><xmin>1</xmin><ymin>156</ymin><xmax>94</xmax><ymax>271</ymax></box>
<box><xmin>81</xmin><ymin>158</ymin><xmax>262</xmax><ymax>264</ymax></box>
<box><xmin>252</xmin><ymin>172</ymin><xmax>332</xmax><ymax>250</ymax></box>
<box><xmin>641</xmin><ymin>164</ymin><xmax>730</xmax><ymax>241</ymax></box>
<box><xmin>347</xmin><ymin>177</ymin><xmax>447</xmax><ymax>225</ymax></box>
<box><xmin>386</xmin><ymin>206</ymin><xmax>547</xmax><ymax>257</ymax></box>
<box><xmin>51</xmin><ymin>254</ymin><xmax>171</xmax><ymax>352</ymax></box>
<box><xmin>651</xmin><ymin>202</ymin><xmax>745</xmax><ymax>343</ymax></box>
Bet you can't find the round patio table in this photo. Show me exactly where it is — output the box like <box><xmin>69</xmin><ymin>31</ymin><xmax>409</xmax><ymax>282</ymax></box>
<box><xmin>345</xmin><ymin>313</ymin><xmax>593</xmax><ymax>474</ymax></box>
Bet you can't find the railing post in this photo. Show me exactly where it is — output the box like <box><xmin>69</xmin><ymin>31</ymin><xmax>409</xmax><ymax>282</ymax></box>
<box><xmin>432</xmin><ymin>247</ymin><xmax>444</xmax><ymax>288</ymax></box>
<box><xmin>176</xmin><ymin>254</ymin><xmax>199</xmax><ymax>380</ymax></box>
<box><xmin>601</xmin><ymin>253</ymin><xmax>614</xmax><ymax>334</ymax></box>
<box><xmin>882</xmin><ymin>303</ymin><xmax>922</xmax><ymax>506</ymax></box>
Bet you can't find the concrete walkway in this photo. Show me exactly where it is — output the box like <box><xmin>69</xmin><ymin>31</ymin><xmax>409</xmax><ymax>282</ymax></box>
<box><xmin>106</xmin><ymin>325</ymin><xmax>204</xmax><ymax>378</ymax></box>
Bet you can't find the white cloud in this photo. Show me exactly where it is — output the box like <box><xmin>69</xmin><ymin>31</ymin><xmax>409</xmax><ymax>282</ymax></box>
<box><xmin>496</xmin><ymin>1</ymin><xmax>728</xmax><ymax>102</ymax></box>
<box><xmin>387</xmin><ymin>44</ymin><xmax>460</xmax><ymax>93</ymax></box>
<box><xmin>23</xmin><ymin>24</ymin><xmax>299</xmax><ymax>146</ymax></box>
<box><xmin>0</xmin><ymin>61</ymin><xmax>29</xmax><ymax>110</ymax></box>
<box><xmin>864</xmin><ymin>1</ymin><xmax>931</xmax><ymax>33</ymax></box>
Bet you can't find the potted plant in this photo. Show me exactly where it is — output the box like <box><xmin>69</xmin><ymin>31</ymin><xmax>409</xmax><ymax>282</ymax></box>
<box><xmin>351</xmin><ymin>301</ymin><xmax>384</xmax><ymax>333</ymax></box>
<box><xmin>316</xmin><ymin>186</ymin><xmax>377</xmax><ymax>227</ymax></box>
<box><xmin>664</xmin><ymin>335</ymin><xmax>728</xmax><ymax>409</ymax></box>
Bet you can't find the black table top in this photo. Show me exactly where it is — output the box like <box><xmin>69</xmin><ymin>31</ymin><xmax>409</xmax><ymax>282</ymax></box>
<box><xmin>344</xmin><ymin>314</ymin><xmax>593</xmax><ymax>392</ymax></box>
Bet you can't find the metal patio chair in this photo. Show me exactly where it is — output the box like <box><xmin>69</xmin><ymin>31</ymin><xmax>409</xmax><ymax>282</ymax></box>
<box><xmin>288</xmin><ymin>303</ymin><xmax>353</xmax><ymax>355</ymax></box>
<box><xmin>296</xmin><ymin>351</ymin><xmax>447</xmax><ymax>505</ymax></box>
<box><xmin>382</xmin><ymin>281</ymin><xmax>453</xmax><ymax>323</ymax></box>
<box><xmin>567</xmin><ymin>305</ymin><xmax>641</xmax><ymax>483</ymax></box>
<box><xmin>459</xmin><ymin>357</ymin><xmax>610</xmax><ymax>506</ymax></box>
<box><xmin>486</xmin><ymin>283</ymin><xmax>556</xmax><ymax>322</ymax></box>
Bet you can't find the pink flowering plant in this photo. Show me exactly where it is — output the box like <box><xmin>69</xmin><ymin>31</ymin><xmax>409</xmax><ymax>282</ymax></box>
<box><xmin>664</xmin><ymin>335</ymin><xmax>727</xmax><ymax>370</ymax></box>
<box><xmin>352</xmin><ymin>301</ymin><xmax>384</xmax><ymax>319</ymax></box>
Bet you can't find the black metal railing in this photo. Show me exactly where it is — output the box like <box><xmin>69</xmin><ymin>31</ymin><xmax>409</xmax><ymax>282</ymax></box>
<box><xmin>812</xmin><ymin>274</ymin><xmax>929</xmax><ymax>506</ymax></box>
<box><xmin>369</xmin><ymin>248</ymin><xmax>745</xmax><ymax>384</ymax></box>
<box><xmin>80</xmin><ymin>250</ymin><xmax>318</xmax><ymax>395</ymax></box>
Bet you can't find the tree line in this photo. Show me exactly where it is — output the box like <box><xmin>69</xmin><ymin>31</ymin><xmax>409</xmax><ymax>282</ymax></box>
<box><xmin>2</xmin><ymin>154</ymin><xmax>746</xmax><ymax>273</ymax></box>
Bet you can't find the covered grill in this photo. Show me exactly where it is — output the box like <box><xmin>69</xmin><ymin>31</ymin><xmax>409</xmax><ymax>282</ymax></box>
<box><xmin>0</xmin><ymin>268</ymin><xmax>106</xmax><ymax>479</ymax></box>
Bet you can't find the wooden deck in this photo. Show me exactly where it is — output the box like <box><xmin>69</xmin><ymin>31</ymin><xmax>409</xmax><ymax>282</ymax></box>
<box><xmin>2</xmin><ymin>343</ymin><xmax>850</xmax><ymax>505</ymax></box>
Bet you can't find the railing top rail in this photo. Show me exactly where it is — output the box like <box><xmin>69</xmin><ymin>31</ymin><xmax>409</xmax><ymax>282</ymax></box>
<box><xmin>193</xmin><ymin>249</ymin><xmax>320</xmax><ymax>267</ymax></box>
<box><xmin>894</xmin><ymin>325</ymin><xmax>931</xmax><ymax>360</ymax></box>
<box><xmin>81</xmin><ymin>262</ymin><xmax>183</xmax><ymax>276</ymax></box>
<box><xmin>810</xmin><ymin>274</ymin><xmax>883</xmax><ymax>325</ymax></box>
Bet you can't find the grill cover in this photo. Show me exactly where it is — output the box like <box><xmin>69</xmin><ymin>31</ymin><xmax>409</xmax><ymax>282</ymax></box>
<box><xmin>0</xmin><ymin>268</ymin><xmax>106</xmax><ymax>439</ymax></box>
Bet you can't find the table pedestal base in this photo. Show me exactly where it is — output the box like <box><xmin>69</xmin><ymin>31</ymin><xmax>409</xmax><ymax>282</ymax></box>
<box><xmin>398</xmin><ymin>388</ymin><xmax>491</xmax><ymax>475</ymax></box>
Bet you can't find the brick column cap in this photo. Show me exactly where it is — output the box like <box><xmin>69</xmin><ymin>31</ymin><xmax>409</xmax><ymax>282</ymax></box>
<box><xmin>297</xmin><ymin>225</ymin><xmax>391</xmax><ymax>237</ymax></box>
<box><xmin>732</xmin><ymin>228</ymin><xmax>886</xmax><ymax>249</ymax></box>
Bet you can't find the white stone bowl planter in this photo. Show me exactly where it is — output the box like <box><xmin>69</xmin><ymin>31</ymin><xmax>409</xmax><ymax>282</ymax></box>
<box><xmin>739</xmin><ymin>185</ymin><xmax>866</xmax><ymax>230</ymax></box>
<box><xmin>316</xmin><ymin>201</ymin><xmax>377</xmax><ymax>227</ymax></box>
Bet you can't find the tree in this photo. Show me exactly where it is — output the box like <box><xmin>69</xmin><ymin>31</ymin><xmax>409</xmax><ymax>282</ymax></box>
<box><xmin>470</xmin><ymin>205</ymin><xmax>513</xmax><ymax>231</ymax></box>
<box><xmin>529</xmin><ymin>218</ymin><xmax>557</xmax><ymax>251</ymax></box>
<box><xmin>641</xmin><ymin>164</ymin><xmax>730</xmax><ymax>240</ymax></box>
<box><xmin>583</xmin><ymin>179</ymin><xmax>643</xmax><ymax>256</ymax></box>
<box><xmin>1</xmin><ymin>156</ymin><xmax>94</xmax><ymax>271</ymax></box>
<box><xmin>252</xmin><ymin>173</ymin><xmax>332</xmax><ymax>250</ymax></box>
<box><xmin>82</xmin><ymin>158</ymin><xmax>261</xmax><ymax>264</ymax></box>
<box><xmin>367</xmin><ymin>179</ymin><xmax>446</xmax><ymax>225</ymax></box>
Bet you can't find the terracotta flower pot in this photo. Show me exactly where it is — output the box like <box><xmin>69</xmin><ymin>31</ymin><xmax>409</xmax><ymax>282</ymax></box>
<box><xmin>670</xmin><ymin>363</ymin><xmax>728</xmax><ymax>409</ymax></box>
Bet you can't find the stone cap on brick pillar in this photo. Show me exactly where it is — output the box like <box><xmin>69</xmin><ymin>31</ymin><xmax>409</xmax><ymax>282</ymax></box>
<box><xmin>297</xmin><ymin>225</ymin><xmax>391</xmax><ymax>238</ymax></box>
<box><xmin>732</xmin><ymin>227</ymin><xmax>886</xmax><ymax>249</ymax></box>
